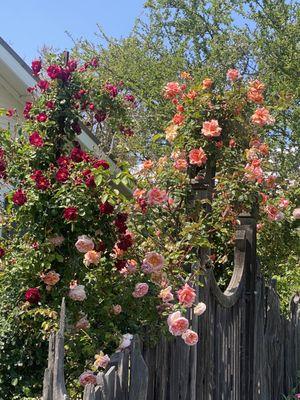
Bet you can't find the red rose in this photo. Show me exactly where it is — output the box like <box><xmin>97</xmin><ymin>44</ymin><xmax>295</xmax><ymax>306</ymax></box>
<box><xmin>36</xmin><ymin>113</ymin><xmax>48</xmax><ymax>123</ymax></box>
<box><xmin>72</xmin><ymin>123</ymin><xmax>81</xmax><ymax>134</ymax></box>
<box><xmin>95</xmin><ymin>111</ymin><xmax>107</xmax><ymax>123</ymax></box>
<box><xmin>12</xmin><ymin>189</ymin><xmax>27</xmax><ymax>206</ymax></box>
<box><xmin>115</xmin><ymin>259</ymin><xmax>127</xmax><ymax>271</ymax></box>
<box><xmin>47</xmin><ymin>65</ymin><xmax>61</xmax><ymax>80</ymax></box>
<box><xmin>67</xmin><ymin>59</ymin><xmax>77</xmax><ymax>72</ymax></box>
<box><xmin>85</xmin><ymin>175</ymin><xmax>95</xmax><ymax>188</ymax></box>
<box><xmin>37</xmin><ymin>80</ymin><xmax>50</xmax><ymax>92</ymax></box>
<box><xmin>23</xmin><ymin>101</ymin><xmax>32</xmax><ymax>119</ymax></box>
<box><xmin>29</xmin><ymin>131</ymin><xmax>44</xmax><ymax>147</ymax></box>
<box><xmin>46</xmin><ymin>100</ymin><xmax>55</xmax><ymax>110</ymax></box>
<box><xmin>63</xmin><ymin>206</ymin><xmax>78</xmax><ymax>221</ymax></box>
<box><xmin>55</xmin><ymin>167</ymin><xmax>69</xmax><ymax>182</ymax></box>
<box><xmin>117</xmin><ymin>234</ymin><xmax>133</xmax><ymax>251</ymax></box>
<box><xmin>98</xmin><ymin>240</ymin><xmax>106</xmax><ymax>251</ymax></box>
<box><xmin>57</xmin><ymin>156</ymin><xmax>70</xmax><ymax>167</ymax></box>
<box><xmin>99</xmin><ymin>202</ymin><xmax>114</xmax><ymax>215</ymax></box>
<box><xmin>93</xmin><ymin>159</ymin><xmax>109</xmax><ymax>170</ymax></box>
<box><xmin>35</xmin><ymin>176</ymin><xmax>51</xmax><ymax>191</ymax></box>
<box><xmin>70</xmin><ymin>147</ymin><xmax>86</xmax><ymax>163</ymax></box>
<box><xmin>25</xmin><ymin>287</ymin><xmax>41</xmax><ymax>304</ymax></box>
<box><xmin>0</xmin><ymin>248</ymin><xmax>5</xmax><ymax>258</ymax></box>
<box><xmin>120</xmin><ymin>126</ymin><xmax>134</xmax><ymax>137</ymax></box>
<box><xmin>31</xmin><ymin>60</ymin><xmax>42</xmax><ymax>75</ymax></box>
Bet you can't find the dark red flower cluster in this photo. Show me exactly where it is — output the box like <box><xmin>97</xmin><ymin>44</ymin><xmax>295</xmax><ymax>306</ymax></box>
<box><xmin>37</xmin><ymin>80</ymin><xmax>50</xmax><ymax>92</ymax></box>
<box><xmin>47</xmin><ymin>65</ymin><xmax>70</xmax><ymax>81</ymax></box>
<box><xmin>115</xmin><ymin>259</ymin><xmax>127</xmax><ymax>271</ymax></box>
<box><xmin>0</xmin><ymin>247</ymin><xmax>5</xmax><ymax>258</ymax></box>
<box><xmin>29</xmin><ymin>131</ymin><xmax>44</xmax><ymax>147</ymax></box>
<box><xmin>99</xmin><ymin>201</ymin><xmax>114</xmax><ymax>215</ymax></box>
<box><xmin>36</xmin><ymin>113</ymin><xmax>48</xmax><ymax>123</ymax></box>
<box><xmin>31</xmin><ymin>60</ymin><xmax>42</xmax><ymax>75</ymax></box>
<box><xmin>12</xmin><ymin>188</ymin><xmax>27</xmax><ymax>206</ymax></box>
<box><xmin>114</xmin><ymin>213</ymin><xmax>128</xmax><ymax>233</ymax></box>
<box><xmin>0</xmin><ymin>148</ymin><xmax>6</xmax><ymax>179</ymax></box>
<box><xmin>23</xmin><ymin>101</ymin><xmax>32</xmax><ymax>119</ymax></box>
<box><xmin>117</xmin><ymin>233</ymin><xmax>133</xmax><ymax>251</ymax></box>
<box><xmin>95</xmin><ymin>110</ymin><xmax>107</xmax><ymax>123</ymax></box>
<box><xmin>31</xmin><ymin>170</ymin><xmax>50</xmax><ymax>191</ymax></box>
<box><xmin>70</xmin><ymin>146</ymin><xmax>88</xmax><ymax>163</ymax></box>
<box><xmin>57</xmin><ymin>156</ymin><xmax>70</xmax><ymax>168</ymax></box>
<box><xmin>55</xmin><ymin>167</ymin><xmax>69</xmax><ymax>183</ymax></box>
<box><xmin>63</xmin><ymin>206</ymin><xmax>78</xmax><ymax>221</ymax></box>
<box><xmin>25</xmin><ymin>287</ymin><xmax>41</xmax><ymax>304</ymax></box>
<box><xmin>92</xmin><ymin>159</ymin><xmax>109</xmax><ymax>170</ymax></box>
<box><xmin>120</xmin><ymin>126</ymin><xmax>134</xmax><ymax>137</ymax></box>
<box><xmin>104</xmin><ymin>83</ymin><xmax>118</xmax><ymax>98</ymax></box>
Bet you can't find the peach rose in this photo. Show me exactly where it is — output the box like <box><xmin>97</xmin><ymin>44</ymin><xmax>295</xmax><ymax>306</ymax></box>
<box><xmin>201</xmin><ymin>119</ymin><xmax>222</xmax><ymax>138</ymax></box>
<box><xmin>292</xmin><ymin>208</ymin><xmax>300</xmax><ymax>220</ymax></box>
<box><xmin>165</xmin><ymin>124</ymin><xmax>179</xmax><ymax>143</ymax></box>
<box><xmin>163</xmin><ymin>82</ymin><xmax>181</xmax><ymax>99</ymax></box>
<box><xmin>143</xmin><ymin>252</ymin><xmax>164</xmax><ymax>272</ymax></box>
<box><xmin>194</xmin><ymin>302</ymin><xmax>206</xmax><ymax>316</ymax></box>
<box><xmin>132</xmin><ymin>283</ymin><xmax>149</xmax><ymax>298</ymax></box>
<box><xmin>177</xmin><ymin>283</ymin><xmax>196</xmax><ymax>307</ymax></box>
<box><xmin>84</xmin><ymin>250</ymin><xmax>101</xmax><ymax>266</ymax></box>
<box><xmin>142</xmin><ymin>160</ymin><xmax>153</xmax><ymax>170</ymax></box>
<box><xmin>249</xmin><ymin>79</ymin><xmax>265</xmax><ymax>93</ymax></box>
<box><xmin>94</xmin><ymin>352</ymin><xmax>110</xmax><ymax>369</ymax></box>
<box><xmin>173</xmin><ymin>113</ymin><xmax>185</xmax><ymax>126</ymax></box>
<box><xmin>251</xmin><ymin>107</ymin><xmax>275</xmax><ymax>126</ymax></box>
<box><xmin>79</xmin><ymin>371</ymin><xmax>97</xmax><ymax>386</ymax></box>
<box><xmin>69</xmin><ymin>284</ymin><xmax>87</xmax><ymax>301</ymax></box>
<box><xmin>182</xmin><ymin>329</ymin><xmax>199</xmax><ymax>346</ymax></box>
<box><xmin>174</xmin><ymin>158</ymin><xmax>188</xmax><ymax>171</ymax></box>
<box><xmin>75</xmin><ymin>235</ymin><xmax>94</xmax><ymax>253</ymax></box>
<box><xmin>75</xmin><ymin>316</ymin><xmax>90</xmax><ymax>330</ymax></box>
<box><xmin>226</xmin><ymin>68</ymin><xmax>240</xmax><ymax>81</ymax></box>
<box><xmin>147</xmin><ymin>188</ymin><xmax>168</xmax><ymax>205</ymax></box>
<box><xmin>40</xmin><ymin>270</ymin><xmax>60</xmax><ymax>286</ymax></box>
<box><xmin>247</xmin><ymin>89</ymin><xmax>264</xmax><ymax>104</ymax></box>
<box><xmin>126</xmin><ymin>259</ymin><xmax>137</xmax><ymax>273</ymax></box>
<box><xmin>133</xmin><ymin>188</ymin><xmax>146</xmax><ymax>199</ymax></box>
<box><xmin>167</xmin><ymin>311</ymin><xmax>189</xmax><ymax>336</ymax></box>
<box><xmin>112</xmin><ymin>304</ymin><xmax>122</xmax><ymax>315</ymax></box>
<box><xmin>159</xmin><ymin>286</ymin><xmax>174</xmax><ymax>303</ymax></box>
<box><xmin>244</xmin><ymin>160</ymin><xmax>263</xmax><ymax>183</ymax></box>
<box><xmin>189</xmin><ymin>148</ymin><xmax>207</xmax><ymax>167</ymax></box>
<box><xmin>202</xmin><ymin>78</ymin><xmax>213</xmax><ymax>89</ymax></box>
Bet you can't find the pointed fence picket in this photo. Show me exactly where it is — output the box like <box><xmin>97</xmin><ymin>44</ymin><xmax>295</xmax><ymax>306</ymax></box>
<box><xmin>42</xmin><ymin>216</ymin><xmax>300</xmax><ymax>400</ymax></box>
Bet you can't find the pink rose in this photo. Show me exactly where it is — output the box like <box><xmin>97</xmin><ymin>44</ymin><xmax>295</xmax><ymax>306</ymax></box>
<box><xmin>177</xmin><ymin>283</ymin><xmax>196</xmax><ymax>307</ymax></box>
<box><xmin>201</xmin><ymin>119</ymin><xmax>222</xmax><ymax>138</ymax></box>
<box><xmin>143</xmin><ymin>252</ymin><xmax>164</xmax><ymax>273</ymax></box>
<box><xmin>251</xmin><ymin>107</ymin><xmax>275</xmax><ymax>127</ymax></box>
<box><xmin>48</xmin><ymin>235</ymin><xmax>64</xmax><ymax>246</ymax></box>
<box><xmin>132</xmin><ymin>283</ymin><xmax>149</xmax><ymax>298</ymax></box>
<box><xmin>189</xmin><ymin>148</ymin><xmax>207</xmax><ymax>167</ymax></box>
<box><xmin>112</xmin><ymin>304</ymin><xmax>122</xmax><ymax>315</ymax></box>
<box><xmin>147</xmin><ymin>188</ymin><xmax>168</xmax><ymax>206</ymax></box>
<box><xmin>174</xmin><ymin>158</ymin><xmax>188</xmax><ymax>171</ymax></box>
<box><xmin>75</xmin><ymin>316</ymin><xmax>90</xmax><ymax>330</ymax></box>
<box><xmin>182</xmin><ymin>329</ymin><xmax>199</xmax><ymax>346</ymax></box>
<box><xmin>69</xmin><ymin>284</ymin><xmax>86</xmax><ymax>301</ymax></box>
<box><xmin>84</xmin><ymin>250</ymin><xmax>101</xmax><ymax>266</ymax></box>
<box><xmin>226</xmin><ymin>69</ymin><xmax>240</xmax><ymax>81</ymax></box>
<box><xmin>40</xmin><ymin>271</ymin><xmax>60</xmax><ymax>286</ymax></box>
<box><xmin>278</xmin><ymin>198</ymin><xmax>289</xmax><ymax>209</ymax></box>
<box><xmin>79</xmin><ymin>371</ymin><xmax>97</xmax><ymax>386</ymax></box>
<box><xmin>244</xmin><ymin>162</ymin><xmax>264</xmax><ymax>183</ymax></box>
<box><xmin>167</xmin><ymin>311</ymin><xmax>189</xmax><ymax>336</ymax></box>
<box><xmin>292</xmin><ymin>208</ymin><xmax>300</xmax><ymax>220</ymax></box>
<box><xmin>163</xmin><ymin>82</ymin><xmax>181</xmax><ymax>99</ymax></box>
<box><xmin>194</xmin><ymin>302</ymin><xmax>206</xmax><ymax>316</ymax></box>
<box><xmin>159</xmin><ymin>286</ymin><xmax>174</xmax><ymax>303</ymax></box>
<box><xmin>94</xmin><ymin>352</ymin><xmax>110</xmax><ymax>369</ymax></box>
<box><xmin>117</xmin><ymin>333</ymin><xmax>133</xmax><ymax>351</ymax></box>
<box><xmin>75</xmin><ymin>235</ymin><xmax>94</xmax><ymax>253</ymax></box>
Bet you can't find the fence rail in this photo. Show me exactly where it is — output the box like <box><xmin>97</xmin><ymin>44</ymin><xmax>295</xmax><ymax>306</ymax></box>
<box><xmin>43</xmin><ymin>215</ymin><xmax>300</xmax><ymax>400</ymax></box>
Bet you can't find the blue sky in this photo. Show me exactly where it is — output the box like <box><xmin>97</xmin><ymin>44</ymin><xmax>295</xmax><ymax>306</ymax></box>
<box><xmin>1</xmin><ymin>0</ymin><xmax>145</xmax><ymax>63</ymax></box>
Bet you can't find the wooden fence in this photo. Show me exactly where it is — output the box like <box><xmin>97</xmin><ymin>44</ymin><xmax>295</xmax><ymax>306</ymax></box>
<box><xmin>43</xmin><ymin>215</ymin><xmax>300</xmax><ymax>400</ymax></box>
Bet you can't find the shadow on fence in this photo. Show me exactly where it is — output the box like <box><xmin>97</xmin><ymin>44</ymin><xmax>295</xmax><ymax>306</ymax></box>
<box><xmin>43</xmin><ymin>215</ymin><xmax>300</xmax><ymax>400</ymax></box>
